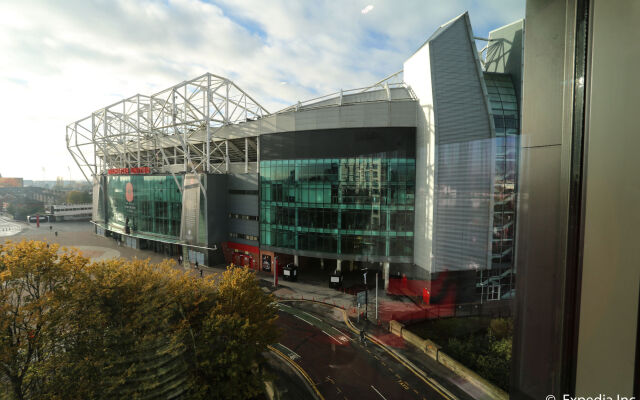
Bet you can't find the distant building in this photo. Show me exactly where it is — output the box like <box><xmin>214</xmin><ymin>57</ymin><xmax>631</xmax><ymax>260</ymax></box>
<box><xmin>0</xmin><ymin>177</ymin><xmax>23</xmax><ymax>188</ymax></box>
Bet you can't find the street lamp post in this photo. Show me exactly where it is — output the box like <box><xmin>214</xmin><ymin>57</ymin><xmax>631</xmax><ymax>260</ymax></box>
<box><xmin>363</xmin><ymin>268</ymin><xmax>368</xmax><ymax>320</ymax></box>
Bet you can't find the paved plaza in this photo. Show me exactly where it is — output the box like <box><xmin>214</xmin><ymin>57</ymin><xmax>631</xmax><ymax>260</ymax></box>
<box><xmin>1</xmin><ymin>217</ymin><xmax>173</xmax><ymax>265</ymax></box>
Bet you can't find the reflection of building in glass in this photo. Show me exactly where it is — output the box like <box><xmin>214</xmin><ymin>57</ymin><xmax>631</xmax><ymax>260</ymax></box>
<box><xmin>67</xmin><ymin>12</ymin><xmax>523</xmax><ymax>303</ymax></box>
<box><xmin>259</xmin><ymin>157</ymin><xmax>415</xmax><ymax>259</ymax></box>
<box><xmin>483</xmin><ymin>73</ymin><xmax>520</xmax><ymax>300</ymax></box>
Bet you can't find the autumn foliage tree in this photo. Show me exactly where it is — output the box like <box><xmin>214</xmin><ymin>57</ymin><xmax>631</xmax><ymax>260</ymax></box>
<box><xmin>0</xmin><ymin>240</ymin><xmax>279</xmax><ymax>400</ymax></box>
<box><xmin>0</xmin><ymin>241</ymin><xmax>88</xmax><ymax>400</ymax></box>
<box><xmin>190</xmin><ymin>267</ymin><xmax>280</xmax><ymax>399</ymax></box>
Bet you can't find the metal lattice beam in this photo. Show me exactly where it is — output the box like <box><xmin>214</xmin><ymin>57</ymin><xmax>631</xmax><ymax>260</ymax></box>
<box><xmin>67</xmin><ymin>73</ymin><xmax>269</xmax><ymax>183</ymax></box>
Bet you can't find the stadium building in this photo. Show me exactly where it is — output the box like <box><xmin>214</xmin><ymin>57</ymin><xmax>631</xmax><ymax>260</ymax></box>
<box><xmin>67</xmin><ymin>12</ymin><xmax>523</xmax><ymax>303</ymax></box>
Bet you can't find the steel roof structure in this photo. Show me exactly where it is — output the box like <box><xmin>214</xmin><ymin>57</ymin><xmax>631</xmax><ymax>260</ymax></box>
<box><xmin>66</xmin><ymin>73</ymin><xmax>269</xmax><ymax>183</ymax></box>
<box><xmin>67</xmin><ymin>71</ymin><xmax>416</xmax><ymax>186</ymax></box>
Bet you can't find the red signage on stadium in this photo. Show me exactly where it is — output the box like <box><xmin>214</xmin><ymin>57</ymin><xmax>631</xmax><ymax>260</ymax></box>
<box><xmin>107</xmin><ymin>167</ymin><xmax>150</xmax><ymax>175</ymax></box>
<box><xmin>125</xmin><ymin>182</ymin><xmax>134</xmax><ymax>202</ymax></box>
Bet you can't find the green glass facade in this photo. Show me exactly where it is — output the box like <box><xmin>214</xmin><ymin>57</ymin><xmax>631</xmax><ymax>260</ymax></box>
<box><xmin>259</xmin><ymin>157</ymin><xmax>415</xmax><ymax>259</ymax></box>
<box><xmin>106</xmin><ymin>175</ymin><xmax>183</xmax><ymax>239</ymax></box>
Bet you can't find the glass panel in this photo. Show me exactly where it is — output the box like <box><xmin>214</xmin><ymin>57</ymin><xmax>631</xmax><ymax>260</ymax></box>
<box><xmin>106</xmin><ymin>175</ymin><xmax>184</xmax><ymax>239</ymax></box>
<box><xmin>259</xmin><ymin>154</ymin><xmax>415</xmax><ymax>258</ymax></box>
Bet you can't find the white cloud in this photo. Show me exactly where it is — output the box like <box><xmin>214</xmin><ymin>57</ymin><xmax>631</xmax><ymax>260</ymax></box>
<box><xmin>0</xmin><ymin>0</ymin><xmax>524</xmax><ymax>181</ymax></box>
<box><xmin>361</xmin><ymin>5</ymin><xmax>374</xmax><ymax>14</ymax></box>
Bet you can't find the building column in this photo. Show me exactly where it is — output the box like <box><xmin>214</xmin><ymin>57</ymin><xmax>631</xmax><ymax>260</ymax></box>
<box><xmin>294</xmin><ymin>254</ymin><xmax>298</xmax><ymax>266</ymax></box>
<box><xmin>336</xmin><ymin>259</ymin><xmax>342</xmax><ymax>273</ymax></box>
<box><xmin>225</xmin><ymin>140</ymin><xmax>230</xmax><ymax>173</ymax></box>
<box><xmin>383</xmin><ymin>262</ymin><xmax>390</xmax><ymax>291</ymax></box>
<box><xmin>244</xmin><ymin>137</ymin><xmax>249</xmax><ymax>173</ymax></box>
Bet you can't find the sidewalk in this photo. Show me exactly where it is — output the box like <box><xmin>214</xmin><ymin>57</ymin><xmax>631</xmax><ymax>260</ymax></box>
<box><xmin>199</xmin><ymin>263</ymin><xmax>441</xmax><ymax>325</ymax></box>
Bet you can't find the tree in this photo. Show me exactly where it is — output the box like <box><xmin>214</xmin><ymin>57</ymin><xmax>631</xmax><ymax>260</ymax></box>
<box><xmin>0</xmin><ymin>241</ymin><xmax>88</xmax><ymax>400</ymax></box>
<box><xmin>6</xmin><ymin>201</ymin><xmax>44</xmax><ymax>221</ymax></box>
<box><xmin>188</xmin><ymin>266</ymin><xmax>280</xmax><ymax>399</ymax></box>
<box><xmin>64</xmin><ymin>191</ymin><xmax>91</xmax><ymax>204</ymax></box>
<box><xmin>41</xmin><ymin>258</ymin><xmax>193</xmax><ymax>399</ymax></box>
<box><xmin>0</xmin><ymin>241</ymin><xmax>279</xmax><ymax>399</ymax></box>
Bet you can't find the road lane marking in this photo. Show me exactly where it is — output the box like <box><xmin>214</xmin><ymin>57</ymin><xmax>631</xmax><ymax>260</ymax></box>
<box><xmin>332</xmin><ymin>326</ymin><xmax>349</xmax><ymax>336</ymax></box>
<box><xmin>341</xmin><ymin>308</ymin><xmax>456</xmax><ymax>400</ymax></box>
<box><xmin>279</xmin><ymin>299</ymin><xmax>456</xmax><ymax>400</ymax></box>
<box><xmin>268</xmin><ymin>345</ymin><xmax>324</xmax><ymax>400</ymax></box>
<box><xmin>322</xmin><ymin>330</ymin><xmax>341</xmax><ymax>344</ymax></box>
<box><xmin>302</xmin><ymin>311</ymin><xmax>322</xmax><ymax>321</ymax></box>
<box><xmin>294</xmin><ymin>314</ymin><xmax>314</xmax><ymax>326</ymax></box>
<box><xmin>397</xmin><ymin>380</ymin><xmax>410</xmax><ymax>390</ymax></box>
<box><xmin>371</xmin><ymin>385</ymin><xmax>388</xmax><ymax>400</ymax></box>
<box><xmin>276</xmin><ymin>343</ymin><xmax>301</xmax><ymax>360</ymax></box>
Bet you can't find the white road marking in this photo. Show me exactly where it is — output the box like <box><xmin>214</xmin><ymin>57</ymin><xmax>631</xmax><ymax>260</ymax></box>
<box><xmin>276</xmin><ymin>343</ymin><xmax>301</xmax><ymax>360</ymax></box>
<box><xmin>332</xmin><ymin>326</ymin><xmax>354</xmax><ymax>342</ymax></box>
<box><xmin>302</xmin><ymin>311</ymin><xmax>321</xmax><ymax>321</ymax></box>
<box><xmin>371</xmin><ymin>385</ymin><xmax>388</xmax><ymax>400</ymax></box>
<box><xmin>322</xmin><ymin>330</ymin><xmax>341</xmax><ymax>344</ymax></box>
<box><xmin>294</xmin><ymin>315</ymin><xmax>313</xmax><ymax>326</ymax></box>
<box><xmin>332</xmin><ymin>326</ymin><xmax>348</xmax><ymax>335</ymax></box>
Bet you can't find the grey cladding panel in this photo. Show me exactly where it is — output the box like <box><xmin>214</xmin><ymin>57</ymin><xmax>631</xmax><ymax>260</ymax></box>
<box><xmin>433</xmin><ymin>139</ymin><xmax>493</xmax><ymax>271</ymax></box>
<box><xmin>228</xmin><ymin>219</ymin><xmax>259</xmax><ymax>236</ymax></box>
<box><xmin>181</xmin><ymin>174</ymin><xmax>202</xmax><ymax>244</ymax></box>
<box><xmin>228</xmin><ymin>173</ymin><xmax>258</xmax><ymax>190</ymax></box>
<box><xmin>428</xmin><ymin>15</ymin><xmax>494</xmax><ymax>273</ymax></box>
<box><xmin>390</xmin><ymin>102</ymin><xmax>418</xmax><ymax>126</ymax></box>
<box><xmin>228</xmin><ymin>194</ymin><xmax>258</xmax><ymax>216</ymax></box>
<box><xmin>430</xmin><ymin>16</ymin><xmax>492</xmax><ymax>144</ymax></box>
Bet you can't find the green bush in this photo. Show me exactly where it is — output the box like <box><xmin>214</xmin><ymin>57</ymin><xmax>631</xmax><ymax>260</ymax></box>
<box><xmin>488</xmin><ymin>318</ymin><xmax>513</xmax><ymax>340</ymax></box>
<box><xmin>420</xmin><ymin>317</ymin><xmax>512</xmax><ymax>392</ymax></box>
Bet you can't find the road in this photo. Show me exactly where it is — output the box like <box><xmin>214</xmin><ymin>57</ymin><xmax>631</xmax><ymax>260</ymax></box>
<box><xmin>274</xmin><ymin>301</ymin><xmax>455</xmax><ymax>400</ymax></box>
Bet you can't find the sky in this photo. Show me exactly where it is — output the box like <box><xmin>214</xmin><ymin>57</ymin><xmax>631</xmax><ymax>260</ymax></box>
<box><xmin>0</xmin><ymin>0</ymin><xmax>524</xmax><ymax>181</ymax></box>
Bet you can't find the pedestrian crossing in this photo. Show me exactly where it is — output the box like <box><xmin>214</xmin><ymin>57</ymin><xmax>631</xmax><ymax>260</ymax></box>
<box><xmin>0</xmin><ymin>216</ymin><xmax>22</xmax><ymax>237</ymax></box>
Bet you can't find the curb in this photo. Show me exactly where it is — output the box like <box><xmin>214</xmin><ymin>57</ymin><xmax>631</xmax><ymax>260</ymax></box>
<box><xmin>277</xmin><ymin>298</ymin><xmax>457</xmax><ymax>400</ymax></box>
<box><xmin>342</xmin><ymin>312</ymin><xmax>457</xmax><ymax>400</ymax></box>
<box><xmin>267</xmin><ymin>345</ymin><xmax>324</xmax><ymax>400</ymax></box>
